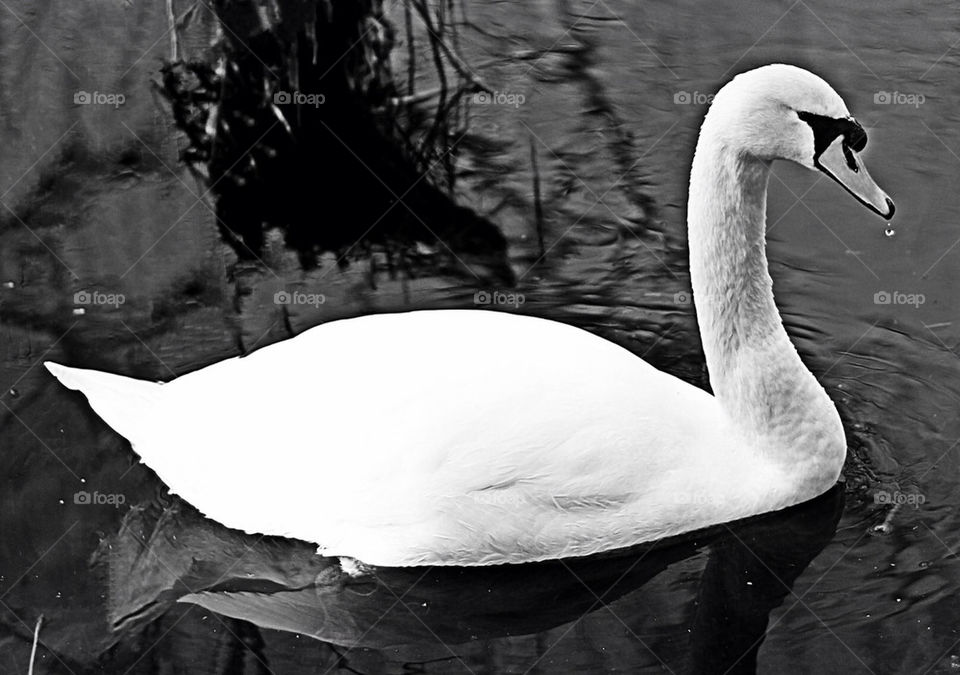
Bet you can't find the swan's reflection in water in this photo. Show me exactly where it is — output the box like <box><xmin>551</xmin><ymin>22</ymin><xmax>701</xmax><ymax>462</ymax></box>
<box><xmin>105</xmin><ymin>485</ymin><xmax>843</xmax><ymax>673</ymax></box>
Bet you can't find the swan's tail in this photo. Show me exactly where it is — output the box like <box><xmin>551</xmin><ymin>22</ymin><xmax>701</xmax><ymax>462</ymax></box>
<box><xmin>44</xmin><ymin>362</ymin><xmax>164</xmax><ymax>445</ymax></box>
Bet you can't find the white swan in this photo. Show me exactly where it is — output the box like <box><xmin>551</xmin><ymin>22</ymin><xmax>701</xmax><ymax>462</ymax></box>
<box><xmin>46</xmin><ymin>64</ymin><xmax>894</xmax><ymax>567</ymax></box>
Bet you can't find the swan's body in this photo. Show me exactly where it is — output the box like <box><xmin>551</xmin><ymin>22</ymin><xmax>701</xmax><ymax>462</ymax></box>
<box><xmin>47</xmin><ymin>311</ymin><xmax>780</xmax><ymax>566</ymax></box>
<box><xmin>46</xmin><ymin>64</ymin><xmax>893</xmax><ymax>567</ymax></box>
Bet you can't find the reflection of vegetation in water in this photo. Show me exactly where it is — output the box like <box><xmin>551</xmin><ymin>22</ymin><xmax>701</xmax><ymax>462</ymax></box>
<box><xmin>0</xmin><ymin>136</ymin><xmax>227</xmax><ymax>365</ymax></box>
<box><xmin>158</xmin><ymin>0</ymin><xmax>512</xmax><ymax>283</ymax></box>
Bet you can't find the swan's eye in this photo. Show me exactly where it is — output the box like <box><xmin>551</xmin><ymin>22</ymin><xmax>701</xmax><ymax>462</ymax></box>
<box><xmin>797</xmin><ymin>111</ymin><xmax>868</xmax><ymax>159</ymax></box>
<box><xmin>844</xmin><ymin>122</ymin><xmax>867</xmax><ymax>152</ymax></box>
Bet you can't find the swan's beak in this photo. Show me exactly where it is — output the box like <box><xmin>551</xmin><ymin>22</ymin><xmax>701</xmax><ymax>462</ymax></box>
<box><xmin>815</xmin><ymin>136</ymin><xmax>895</xmax><ymax>219</ymax></box>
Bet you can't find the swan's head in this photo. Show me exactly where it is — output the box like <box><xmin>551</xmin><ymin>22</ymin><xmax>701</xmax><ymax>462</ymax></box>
<box><xmin>708</xmin><ymin>63</ymin><xmax>895</xmax><ymax>219</ymax></box>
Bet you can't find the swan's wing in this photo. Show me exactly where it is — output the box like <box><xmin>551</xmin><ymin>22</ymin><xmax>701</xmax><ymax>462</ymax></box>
<box><xmin>50</xmin><ymin>310</ymin><xmax>728</xmax><ymax>565</ymax></box>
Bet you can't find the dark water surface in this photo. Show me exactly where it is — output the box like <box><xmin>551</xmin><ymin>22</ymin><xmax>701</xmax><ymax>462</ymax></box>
<box><xmin>1</xmin><ymin>0</ymin><xmax>958</xmax><ymax>673</ymax></box>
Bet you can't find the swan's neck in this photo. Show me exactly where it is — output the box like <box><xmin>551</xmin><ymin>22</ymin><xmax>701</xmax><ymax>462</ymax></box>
<box><xmin>687</xmin><ymin>128</ymin><xmax>843</xmax><ymax>469</ymax></box>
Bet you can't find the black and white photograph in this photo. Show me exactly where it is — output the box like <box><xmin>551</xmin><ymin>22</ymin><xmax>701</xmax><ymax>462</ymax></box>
<box><xmin>0</xmin><ymin>0</ymin><xmax>955</xmax><ymax>673</ymax></box>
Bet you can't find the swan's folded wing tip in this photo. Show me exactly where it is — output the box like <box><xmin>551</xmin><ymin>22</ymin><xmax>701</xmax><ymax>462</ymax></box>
<box><xmin>45</xmin><ymin>361</ymin><xmax>84</xmax><ymax>391</ymax></box>
<box><xmin>45</xmin><ymin>360</ymin><xmax>68</xmax><ymax>379</ymax></box>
